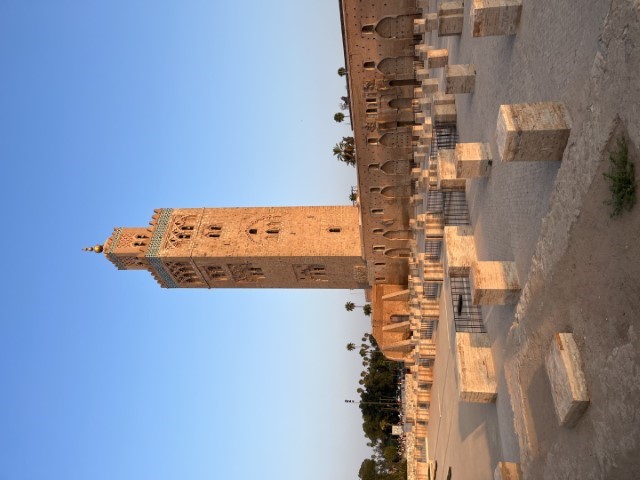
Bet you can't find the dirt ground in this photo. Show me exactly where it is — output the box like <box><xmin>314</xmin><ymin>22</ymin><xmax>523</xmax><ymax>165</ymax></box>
<box><xmin>505</xmin><ymin>130</ymin><xmax>640</xmax><ymax>479</ymax></box>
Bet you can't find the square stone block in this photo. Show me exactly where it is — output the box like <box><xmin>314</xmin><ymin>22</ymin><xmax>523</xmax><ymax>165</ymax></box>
<box><xmin>496</xmin><ymin>102</ymin><xmax>572</xmax><ymax>161</ymax></box>
<box><xmin>439</xmin><ymin>1</ymin><xmax>464</xmax><ymax>15</ymax></box>
<box><xmin>444</xmin><ymin>226</ymin><xmax>477</xmax><ymax>276</ymax></box>
<box><xmin>421</xmin><ymin>78</ymin><xmax>440</xmax><ymax>94</ymax></box>
<box><xmin>414</xmin><ymin>18</ymin><xmax>426</xmax><ymax>34</ymax></box>
<box><xmin>456</xmin><ymin>332</ymin><xmax>498</xmax><ymax>403</ymax></box>
<box><xmin>456</xmin><ymin>142</ymin><xmax>492</xmax><ymax>178</ymax></box>
<box><xmin>433</xmin><ymin>103</ymin><xmax>457</xmax><ymax>124</ymax></box>
<box><xmin>445</xmin><ymin>64</ymin><xmax>476</xmax><ymax>94</ymax></box>
<box><xmin>426</xmin><ymin>13</ymin><xmax>439</xmax><ymax>31</ymax></box>
<box><xmin>413</xmin><ymin>87</ymin><xmax>423</xmax><ymax>98</ymax></box>
<box><xmin>472</xmin><ymin>0</ymin><xmax>522</xmax><ymax>37</ymax></box>
<box><xmin>439</xmin><ymin>14</ymin><xmax>464</xmax><ymax>36</ymax></box>
<box><xmin>416</xmin><ymin>68</ymin><xmax>429</xmax><ymax>81</ymax></box>
<box><xmin>470</xmin><ymin>261</ymin><xmax>520</xmax><ymax>305</ymax></box>
<box><xmin>432</xmin><ymin>92</ymin><xmax>456</xmax><ymax>105</ymax></box>
<box><xmin>415</xmin><ymin>44</ymin><xmax>433</xmax><ymax>60</ymax></box>
<box><xmin>437</xmin><ymin>150</ymin><xmax>466</xmax><ymax>191</ymax></box>
<box><xmin>427</xmin><ymin>49</ymin><xmax>449</xmax><ymax>68</ymax></box>
<box><xmin>546</xmin><ymin>333</ymin><xmax>590</xmax><ymax>427</ymax></box>
<box><xmin>494</xmin><ymin>462</ymin><xmax>522</xmax><ymax>480</ymax></box>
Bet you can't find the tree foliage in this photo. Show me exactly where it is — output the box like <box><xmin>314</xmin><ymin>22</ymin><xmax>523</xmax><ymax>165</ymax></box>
<box><xmin>353</xmin><ymin>334</ymin><xmax>405</xmax><ymax>480</ymax></box>
<box><xmin>333</xmin><ymin>136</ymin><xmax>356</xmax><ymax>166</ymax></box>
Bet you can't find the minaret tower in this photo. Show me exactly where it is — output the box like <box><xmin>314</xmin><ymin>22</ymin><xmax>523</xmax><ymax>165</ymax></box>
<box><xmin>90</xmin><ymin>206</ymin><xmax>369</xmax><ymax>289</ymax></box>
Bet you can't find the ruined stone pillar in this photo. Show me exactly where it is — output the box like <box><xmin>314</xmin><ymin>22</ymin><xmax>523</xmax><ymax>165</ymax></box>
<box><xmin>496</xmin><ymin>102</ymin><xmax>572</xmax><ymax>161</ymax></box>
<box><xmin>472</xmin><ymin>0</ymin><xmax>522</xmax><ymax>37</ymax></box>
<box><xmin>455</xmin><ymin>142</ymin><xmax>492</xmax><ymax>178</ymax></box>
<box><xmin>427</xmin><ymin>48</ymin><xmax>449</xmax><ymax>68</ymax></box>
<box><xmin>439</xmin><ymin>2</ymin><xmax>464</xmax><ymax>36</ymax></box>
<box><xmin>470</xmin><ymin>261</ymin><xmax>521</xmax><ymax>304</ymax></box>
<box><xmin>437</xmin><ymin>150</ymin><xmax>466</xmax><ymax>191</ymax></box>
<box><xmin>433</xmin><ymin>102</ymin><xmax>457</xmax><ymax>124</ymax></box>
<box><xmin>456</xmin><ymin>332</ymin><xmax>498</xmax><ymax>403</ymax></box>
<box><xmin>445</xmin><ymin>64</ymin><xmax>476</xmax><ymax>94</ymax></box>
<box><xmin>421</xmin><ymin>78</ymin><xmax>440</xmax><ymax>94</ymax></box>
<box><xmin>546</xmin><ymin>333</ymin><xmax>590</xmax><ymax>427</ymax></box>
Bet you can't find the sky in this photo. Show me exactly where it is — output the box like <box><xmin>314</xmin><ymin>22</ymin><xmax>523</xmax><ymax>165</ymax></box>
<box><xmin>0</xmin><ymin>1</ymin><xmax>373</xmax><ymax>479</ymax></box>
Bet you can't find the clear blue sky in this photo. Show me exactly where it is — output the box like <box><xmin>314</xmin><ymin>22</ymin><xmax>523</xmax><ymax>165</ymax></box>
<box><xmin>0</xmin><ymin>2</ymin><xmax>372</xmax><ymax>479</ymax></box>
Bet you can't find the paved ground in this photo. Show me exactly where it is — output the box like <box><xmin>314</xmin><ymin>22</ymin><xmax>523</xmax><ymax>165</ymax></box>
<box><xmin>423</xmin><ymin>0</ymin><xmax>640</xmax><ymax>478</ymax></box>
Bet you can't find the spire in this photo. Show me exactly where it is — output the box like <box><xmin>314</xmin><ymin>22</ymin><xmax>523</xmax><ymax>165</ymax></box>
<box><xmin>83</xmin><ymin>245</ymin><xmax>104</xmax><ymax>253</ymax></box>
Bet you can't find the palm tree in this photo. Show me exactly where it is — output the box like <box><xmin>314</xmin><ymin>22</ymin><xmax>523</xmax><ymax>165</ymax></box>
<box><xmin>345</xmin><ymin>301</ymin><xmax>356</xmax><ymax>312</ymax></box>
<box><xmin>349</xmin><ymin>192</ymin><xmax>358</xmax><ymax>202</ymax></box>
<box><xmin>344</xmin><ymin>301</ymin><xmax>372</xmax><ymax>316</ymax></box>
<box><xmin>346</xmin><ymin>342</ymin><xmax>356</xmax><ymax>351</ymax></box>
<box><xmin>333</xmin><ymin>136</ymin><xmax>356</xmax><ymax>166</ymax></box>
<box><xmin>363</xmin><ymin>304</ymin><xmax>372</xmax><ymax>316</ymax></box>
<box><xmin>338</xmin><ymin>67</ymin><xmax>347</xmax><ymax>77</ymax></box>
<box><xmin>334</xmin><ymin>112</ymin><xmax>350</xmax><ymax>123</ymax></box>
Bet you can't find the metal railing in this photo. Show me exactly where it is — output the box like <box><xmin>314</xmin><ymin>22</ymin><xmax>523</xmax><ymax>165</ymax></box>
<box><xmin>450</xmin><ymin>276</ymin><xmax>486</xmax><ymax>333</ymax></box>
<box><xmin>443</xmin><ymin>191</ymin><xmax>470</xmax><ymax>226</ymax></box>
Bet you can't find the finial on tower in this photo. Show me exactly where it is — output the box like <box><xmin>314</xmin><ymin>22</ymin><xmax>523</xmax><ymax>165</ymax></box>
<box><xmin>83</xmin><ymin>245</ymin><xmax>104</xmax><ymax>253</ymax></box>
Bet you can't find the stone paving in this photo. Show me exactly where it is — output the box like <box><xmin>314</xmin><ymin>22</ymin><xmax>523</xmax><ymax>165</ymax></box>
<box><xmin>414</xmin><ymin>0</ymin><xmax>640</xmax><ymax>478</ymax></box>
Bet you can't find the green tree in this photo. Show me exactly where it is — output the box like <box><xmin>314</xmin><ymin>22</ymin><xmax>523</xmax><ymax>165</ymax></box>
<box><xmin>363</xmin><ymin>304</ymin><xmax>372</xmax><ymax>316</ymax></box>
<box><xmin>349</xmin><ymin>192</ymin><xmax>358</xmax><ymax>202</ymax></box>
<box><xmin>334</xmin><ymin>112</ymin><xmax>350</xmax><ymax>123</ymax></box>
<box><xmin>346</xmin><ymin>342</ymin><xmax>356</xmax><ymax>351</ymax></box>
<box><xmin>338</xmin><ymin>67</ymin><xmax>347</xmax><ymax>77</ymax></box>
<box><xmin>333</xmin><ymin>136</ymin><xmax>356</xmax><ymax>166</ymax></box>
<box><xmin>345</xmin><ymin>301</ymin><xmax>356</xmax><ymax>312</ymax></box>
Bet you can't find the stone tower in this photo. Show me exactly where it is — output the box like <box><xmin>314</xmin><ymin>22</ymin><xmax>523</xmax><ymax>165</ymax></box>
<box><xmin>97</xmin><ymin>206</ymin><xmax>368</xmax><ymax>289</ymax></box>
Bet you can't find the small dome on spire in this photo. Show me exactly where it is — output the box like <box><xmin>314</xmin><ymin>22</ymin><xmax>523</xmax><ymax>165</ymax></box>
<box><xmin>83</xmin><ymin>245</ymin><xmax>104</xmax><ymax>253</ymax></box>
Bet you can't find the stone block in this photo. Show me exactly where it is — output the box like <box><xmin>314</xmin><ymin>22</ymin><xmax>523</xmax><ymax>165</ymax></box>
<box><xmin>413</xmin><ymin>87</ymin><xmax>423</xmax><ymax>98</ymax></box>
<box><xmin>427</xmin><ymin>49</ymin><xmax>449</xmax><ymax>68</ymax></box>
<box><xmin>472</xmin><ymin>0</ymin><xmax>522</xmax><ymax>37</ymax></box>
<box><xmin>456</xmin><ymin>332</ymin><xmax>498</xmax><ymax>403</ymax></box>
<box><xmin>421</xmin><ymin>78</ymin><xmax>440</xmax><ymax>94</ymax></box>
<box><xmin>439</xmin><ymin>14</ymin><xmax>464</xmax><ymax>36</ymax></box>
<box><xmin>417</xmin><ymin>0</ymin><xmax>430</xmax><ymax>10</ymax></box>
<box><xmin>470</xmin><ymin>261</ymin><xmax>520</xmax><ymax>305</ymax></box>
<box><xmin>439</xmin><ymin>1</ymin><xmax>464</xmax><ymax>15</ymax></box>
<box><xmin>437</xmin><ymin>150</ymin><xmax>466</xmax><ymax>191</ymax></box>
<box><xmin>496</xmin><ymin>102</ymin><xmax>571</xmax><ymax>161</ymax></box>
<box><xmin>414</xmin><ymin>18</ymin><xmax>426</xmax><ymax>34</ymax></box>
<box><xmin>416</xmin><ymin>68</ymin><xmax>429</xmax><ymax>81</ymax></box>
<box><xmin>415</xmin><ymin>44</ymin><xmax>434</xmax><ymax>60</ymax></box>
<box><xmin>445</xmin><ymin>64</ymin><xmax>476</xmax><ymax>94</ymax></box>
<box><xmin>494</xmin><ymin>462</ymin><xmax>522</xmax><ymax>480</ymax></box>
<box><xmin>546</xmin><ymin>333</ymin><xmax>590</xmax><ymax>427</ymax></box>
<box><xmin>444</xmin><ymin>226</ymin><xmax>477</xmax><ymax>276</ymax></box>
<box><xmin>432</xmin><ymin>92</ymin><xmax>456</xmax><ymax>105</ymax></box>
<box><xmin>455</xmin><ymin>142</ymin><xmax>491</xmax><ymax>178</ymax></box>
<box><xmin>426</xmin><ymin>13</ymin><xmax>439</xmax><ymax>31</ymax></box>
<box><xmin>433</xmin><ymin>103</ymin><xmax>457</xmax><ymax>124</ymax></box>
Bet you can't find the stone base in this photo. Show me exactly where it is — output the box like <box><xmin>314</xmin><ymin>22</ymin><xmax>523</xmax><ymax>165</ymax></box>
<box><xmin>416</xmin><ymin>68</ymin><xmax>429</xmax><ymax>81</ymax></box>
<box><xmin>456</xmin><ymin>332</ymin><xmax>498</xmax><ymax>403</ymax></box>
<box><xmin>494</xmin><ymin>462</ymin><xmax>522</xmax><ymax>480</ymax></box>
<box><xmin>421</xmin><ymin>78</ymin><xmax>440</xmax><ymax>94</ymax></box>
<box><xmin>439</xmin><ymin>13</ymin><xmax>464</xmax><ymax>36</ymax></box>
<box><xmin>437</xmin><ymin>150</ymin><xmax>466</xmax><ymax>191</ymax></box>
<box><xmin>444</xmin><ymin>226</ymin><xmax>477</xmax><ymax>276</ymax></box>
<box><xmin>427</xmin><ymin>49</ymin><xmax>449</xmax><ymax>68</ymax></box>
<box><xmin>432</xmin><ymin>92</ymin><xmax>456</xmax><ymax>105</ymax></box>
<box><xmin>496</xmin><ymin>102</ymin><xmax>572</xmax><ymax>161</ymax></box>
<box><xmin>433</xmin><ymin>103</ymin><xmax>457</xmax><ymax>124</ymax></box>
<box><xmin>472</xmin><ymin>0</ymin><xmax>522</xmax><ymax>36</ymax></box>
<box><xmin>456</xmin><ymin>142</ymin><xmax>492</xmax><ymax>178</ymax></box>
<box><xmin>546</xmin><ymin>333</ymin><xmax>590</xmax><ymax>427</ymax></box>
<box><xmin>414</xmin><ymin>18</ymin><xmax>426</xmax><ymax>34</ymax></box>
<box><xmin>470</xmin><ymin>261</ymin><xmax>520</xmax><ymax>305</ymax></box>
<box><xmin>445</xmin><ymin>64</ymin><xmax>476</xmax><ymax>94</ymax></box>
<box><xmin>426</xmin><ymin>13</ymin><xmax>439</xmax><ymax>31</ymax></box>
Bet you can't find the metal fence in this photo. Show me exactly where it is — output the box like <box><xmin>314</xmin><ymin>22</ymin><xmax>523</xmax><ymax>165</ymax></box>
<box><xmin>426</xmin><ymin>190</ymin><xmax>443</xmax><ymax>213</ymax></box>
<box><xmin>429</xmin><ymin>123</ymin><xmax>458</xmax><ymax>162</ymax></box>
<box><xmin>443</xmin><ymin>191</ymin><xmax>471</xmax><ymax>226</ymax></box>
<box><xmin>424</xmin><ymin>239</ymin><xmax>442</xmax><ymax>261</ymax></box>
<box><xmin>450</xmin><ymin>276</ymin><xmax>486</xmax><ymax>333</ymax></box>
<box><xmin>423</xmin><ymin>281</ymin><xmax>442</xmax><ymax>300</ymax></box>
<box><xmin>419</xmin><ymin>318</ymin><xmax>436</xmax><ymax>340</ymax></box>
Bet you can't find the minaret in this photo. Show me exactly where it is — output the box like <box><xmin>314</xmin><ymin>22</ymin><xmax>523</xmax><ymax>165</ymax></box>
<box><xmin>91</xmin><ymin>206</ymin><xmax>369</xmax><ymax>289</ymax></box>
